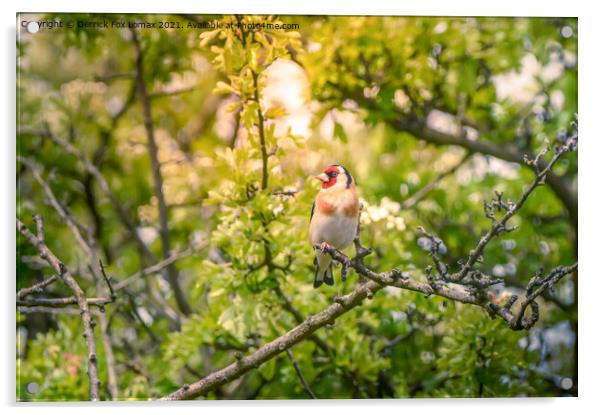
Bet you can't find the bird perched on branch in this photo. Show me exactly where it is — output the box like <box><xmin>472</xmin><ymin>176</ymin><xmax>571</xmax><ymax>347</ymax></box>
<box><xmin>309</xmin><ymin>165</ymin><xmax>360</xmax><ymax>288</ymax></box>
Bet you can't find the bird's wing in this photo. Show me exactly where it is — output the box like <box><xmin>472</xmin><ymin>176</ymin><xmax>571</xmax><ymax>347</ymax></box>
<box><xmin>310</xmin><ymin>200</ymin><xmax>316</xmax><ymax>222</ymax></box>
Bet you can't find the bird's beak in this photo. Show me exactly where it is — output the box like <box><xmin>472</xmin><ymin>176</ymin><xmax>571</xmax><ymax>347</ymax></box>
<box><xmin>315</xmin><ymin>173</ymin><xmax>329</xmax><ymax>183</ymax></box>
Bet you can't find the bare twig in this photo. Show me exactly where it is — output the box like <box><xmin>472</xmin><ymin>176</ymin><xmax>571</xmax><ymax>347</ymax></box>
<box><xmin>113</xmin><ymin>247</ymin><xmax>197</xmax><ymax>291</ymax></box>
<box><xmin>94</xmin><ymin>72</ymin><xmax>136</xmax><ymax>82</ymax></box>
<box><xmin>43</xmin><ymin>131</ymin><xmax>155</xmax><ymax>261</ymax></box>
<box><xmin>18</xmin><ymin>157</ymin><xmax>94</xmax><ymax>260</ymax></box>
<box><xmin>98</xmin><ymin>310</ymin><xmax>119</xmax><ymax>400</ymax></box>
<box><xmin>451</xmin><ymin>134</ymin><xmax>577</xmax><ymax>283</ymax></box>
<box><xmin>286</xmin><ymin>349</ymin><xmax>317</xmax><ymax>399</ymax></box>
<box><xmin>131</xmin><ymin>28</ymin><xmax>192</xmax><ymax>316</ymax></box>
<box><xmin>341</xmin><ymin>85</ymin><xmax>577</xmax><ymax>227</ymax></box>
<box><xmin>396</xmin><ymin>118</ymin><xmax>577</xmax><ymax>228</ymax></box>
<box><xmin>416</xmin><ymin>227</ymin><xmax>449</xmax><ymax>282</ymax></box>
<box><xmin>99</xmin><ymin>260</ymin><xmax>116</xmax><ymax>301</ymax></box>
<box><xmin>401</xmin><ymin>153</ymin><xmax>470</xmax><ymax>210</ymax></box>
<box><xmin>16</xmin><ymin>296</ymin><xmax>113</xmax><ymax>308</ymax></box>
<box><xmin>17</xmin><ymin>274</ymin><xmax>59</xmax><ymax>299</ymax></box>
<box><xmin>17</xmin><ymin>306</ymin><xmax>100</xmax><ymax>316</ymax></box>
<box><xmin>18</xmin><ymin>157</ymin><xmax>120</xmax><ymax>399</ymax></box>
<box><xmin>17</xmin><ymin>219</ymin><xmax>101</xmax><ymax>401</ymax></box>
<box><xmin>511</xmin><ymin>264</ymin><xmax>578</xmax><ymax>330</ymax></box>
<box><xmin>149</xmin><ymin>87</ymin><xmax>197</xmax><ymax>99</ymax></box>
<box><xmin>94</xmin><ymin>262</ymin><xmax>120</xmax><ymax>400</ymax></box>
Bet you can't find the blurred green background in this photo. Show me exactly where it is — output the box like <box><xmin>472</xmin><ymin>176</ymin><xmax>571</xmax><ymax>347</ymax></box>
<box><xmin>16</xmin><ymin>14</ymin><xmax>577</xmax><ymax>400</ymax></box>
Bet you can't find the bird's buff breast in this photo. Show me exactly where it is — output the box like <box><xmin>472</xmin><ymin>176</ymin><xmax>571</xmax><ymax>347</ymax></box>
<box><xmin>310</xmin><ymin>212</ymin><xmax>357</xmax><ymax>249</ymax></box>
<box><xmin>310</xmin><ymin>190</ymin><xmax>359</xmax><ymax>249</ymax></box>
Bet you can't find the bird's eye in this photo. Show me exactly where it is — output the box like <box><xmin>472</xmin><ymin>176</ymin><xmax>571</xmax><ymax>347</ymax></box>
<box><xmin>327</xmin><ymin>171</ymin><xmax>338</xmax><ymax>178</ymax></box>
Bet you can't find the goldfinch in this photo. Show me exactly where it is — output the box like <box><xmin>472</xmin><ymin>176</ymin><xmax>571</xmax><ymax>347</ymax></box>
<box><xmin>309</xmin><ymin>165</ymin><xmax>360</xmax><ymax>288</ymax></box>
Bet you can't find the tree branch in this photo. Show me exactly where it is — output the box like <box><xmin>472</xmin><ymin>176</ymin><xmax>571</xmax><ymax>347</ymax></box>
<box><xmin>338</xmin><ymin>84</ymin><xmax>577</xmax><ymax>227</ymax></box>
<box><xmin>161</xmin><ymin>279</ymin><xmax>381</xmax><ymax>400</ymax></box>
<box><xmin>286</xmin><ymin>349</ymin><xmax>317</xmax><ymax>399</ymax></box>
<box><xmin>18</xmin><ymin>156</ymin><xmax>120</xmax><ymax>399</ymax></box>
<box><xmin>17</xmin><ymin>274</ymin><xmax>59</xmax><ymax>299</ymax></box>
<box><xmin>391</xmin><ymin>117</ymin><xmax>577</xmax><ymax>228</ymax></box>
<box><xmin>113</xmin><ymin>247</ymin><xmax>198</xmax><ymax>291</ymax></box>
<box><xmin>251</xmin><ymin>69</ymin><xmax>269</xmax><ymax>191</ymax></box>
<box><xmin>16</xmin><ymin>218</ymin><xmax>101</xmax><ymax>401</ymax></box>
<box><xmin>160</xmin><ymin>126</ymin><xmax>577</xmax><ymax>400</ymax></box>
<box><xmin>18</xmin><ymin>157</ymin><xmax>94</xmax><ymax>261</ymax></box>
<box><xmin>131</xmin><ymin>28</ymin><xmax>192</xmax><ymax>316</ymax></box>
<box><xmin>401</xmin><ymin>152</ymin><xmax>470</xmax><ymax>210</ymax></box>
<box><xmin>16</xmin><ymin>296</ymin><xmax>112</xmax><ymax>308</ymax></box>
<box><xmin>17</xmin><ymin>306</ymin><xmax>100</xmax><ymax>316</ymax></box>
<box><xmin>43</xmin><ymin>130</ymin><xmax>156</xmax><ymax>262</ymax></box>
<box><xmin>451</xmin><ymin>134</ymin><xmax>577</xmax><ymax>283</ymax></box>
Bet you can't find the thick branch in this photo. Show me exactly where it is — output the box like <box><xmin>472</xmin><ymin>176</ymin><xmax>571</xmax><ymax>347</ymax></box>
<box><xmin>161</xmin><ymin>280</ymin><xmax>381</xmax><ymax>400</ymax></box>
<box><xmin>160</xmin><ymin>135</ymin><xmax>577</xmax><ymax>401</ymax></box>
<box><xmin>162</xmin><ymin>245</ymin><xmax>575</xmax><ymax>401</ymax></box>
<box><xmin>340</xmin><ymin>86</ymin><xmax>577</xmax><ymax>227</ymax></box>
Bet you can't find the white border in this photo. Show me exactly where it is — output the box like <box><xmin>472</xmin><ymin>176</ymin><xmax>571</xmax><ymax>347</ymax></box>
<box><xmin>2</xmin><ymin>1</ymin><xmax>601</xmax><ymax>415</ymax></box>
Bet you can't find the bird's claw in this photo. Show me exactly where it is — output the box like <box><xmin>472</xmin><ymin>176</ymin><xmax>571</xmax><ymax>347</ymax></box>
<box><xmin>319</xmin><ymin>241</ymin><xmax>330</xmax><ymax>253</ymax></box>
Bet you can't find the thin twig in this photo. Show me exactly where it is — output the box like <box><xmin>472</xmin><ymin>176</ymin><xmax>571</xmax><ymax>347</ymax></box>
<box><xmin>17</xmin><ymin>275</ymin><xmax>59</xmax><ymax>299</ymax></box>
<box><xmin>92</xmin><ymin>267</ymin><xmax>119</xmax><ymax>400</ymax></box>
<box><xmin>16</xmin><ymin>296</ymin><xmax>113</xmax><ymax>307</ymax></box>
<box><xmin>286</xmin><ymin>349</ymin><xmax>317</xmax><ymax>399</ymax></box>
<box><xmin>19</xmin><ymin>157</ymin><xmax>120</xmax><ymax>399</ymax></box>
<box><xmin>131</xmin><ymin>28</ymin><xmax>191</xmax><ymax>316</ymax></box>
<box><xmin>148</xmin><ymin>87</ymin><xmax>197</xmax><ymax>99</ymax></box>
<box><xmin>43</xmin><ymin>130</ymin><xmax>158</xmax><ymax>264</ymax></box>
<box><xmin>511</xmin><ymin>264</ymin><xmax>578</xmax><ymax>330</ymax></box>
<box><xmin>17</xmin><ymin>219</ymin><xmax>101</xmax><ymax>401</ymax></box>
<box><xmin>113</xmin><ymin>247</ymin><xmax>197</xmax><ymax>291</ymax></box>
<box><xmin>18</xmin><ymin>157</ymin><xmax>94</xmax><ymax>260</ymax></box>
<box><xmin>17</xmin><ymin>306</ymin><xmax>100</xmax><ymax>316</ymax></box>
<box><xmin>341</xmin><ymin>84</ymin><xmax>577</xmax><ymax>228</ymax></box>
<box><xmin>451</xmin><ymin>135</ymin><xmax>577</xmax><ymax>283</ymax></box>
<box><xmin>250</xmin><ymin>69</ymin><xmax>269</xmax><ymax>191</ymax></box>
<box><xmin>99</xmin><ymin>260</ymin><xmax>116</xmax><ymax>300</ymax></box>
<box><xmin>401</xmin><ymin>153</ymin><xmax>470</xmax><ymax>210</ymax></box>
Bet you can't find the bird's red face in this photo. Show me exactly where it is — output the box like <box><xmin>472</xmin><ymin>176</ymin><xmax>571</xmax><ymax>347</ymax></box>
<box><xmin>315</xmin><ymin>166</ymin><xmax>342</xmax><ymax>189</ymax></box>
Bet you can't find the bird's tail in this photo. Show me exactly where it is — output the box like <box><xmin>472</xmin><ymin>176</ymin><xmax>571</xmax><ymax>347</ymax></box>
<box><xmin>313</xmin><ymin>255</ymin><xmax>334</xmax><ymax>288</ymax></box>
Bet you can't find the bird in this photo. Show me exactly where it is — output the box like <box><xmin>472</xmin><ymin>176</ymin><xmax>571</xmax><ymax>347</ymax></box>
<box><xmin>309</xmin><ymin>165</ymin><xmax>360</xmax><ymax>288</ymax></box>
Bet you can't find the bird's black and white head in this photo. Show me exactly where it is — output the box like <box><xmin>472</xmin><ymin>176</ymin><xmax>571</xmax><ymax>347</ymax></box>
<box><xmin>315</xmin><ymin>165</ymin><xmax>353</xmax><ymax>191</ymax></box>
